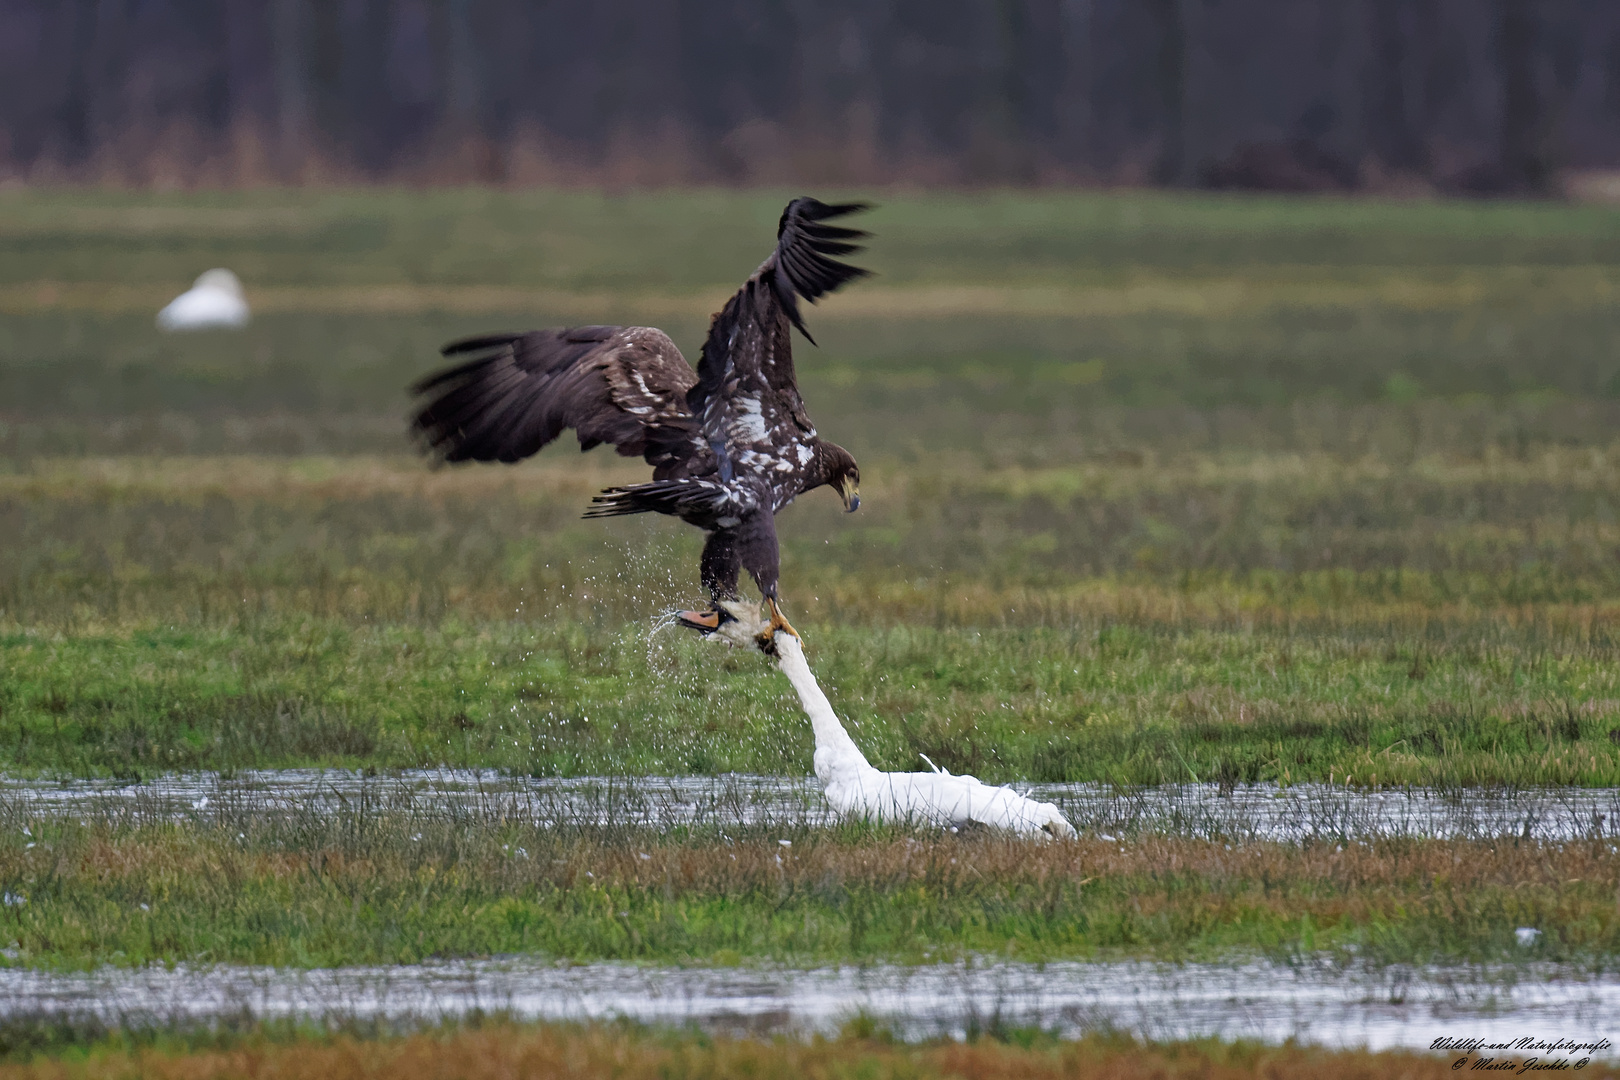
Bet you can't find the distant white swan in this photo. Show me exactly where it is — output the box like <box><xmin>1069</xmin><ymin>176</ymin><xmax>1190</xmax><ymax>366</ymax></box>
<box><xmin>708</xmin><ymin>606</ymin><xmax>1077</xmax><ymax>839</ymax></box>
<box><xmin>156</xmin><ymin>269</ymin><xmax>250</xmax><ymax>331</ymax></box>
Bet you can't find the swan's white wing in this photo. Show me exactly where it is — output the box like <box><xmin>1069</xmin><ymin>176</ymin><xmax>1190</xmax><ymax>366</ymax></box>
<box><xmin>834</xmin><ymin>771</ymin><xmax>1071</xmax><ymax>836</ymax></box>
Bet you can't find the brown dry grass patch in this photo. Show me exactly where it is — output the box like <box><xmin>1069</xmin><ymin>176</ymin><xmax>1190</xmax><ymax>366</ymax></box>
<box><xmin>0</xmin><ymin>1023</ymin><xmax>1522</xmax><ymax>1080</ymax></box>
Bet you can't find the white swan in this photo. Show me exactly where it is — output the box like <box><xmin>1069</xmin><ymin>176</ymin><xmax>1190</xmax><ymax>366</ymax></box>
<box><xmin>156</xmin><ymin>269</ymin><xmax>251</xmax><ymax>331</ymax></box>
<box><xmin>707</xmin><ymin>606</ymin><xmax>1077</xmax><ymax>839</ymax></box>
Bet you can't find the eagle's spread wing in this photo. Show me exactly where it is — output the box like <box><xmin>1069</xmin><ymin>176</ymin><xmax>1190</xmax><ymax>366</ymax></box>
<box><xmin>410</xmin><ymin>326</ymin><xmax>699</xmax><ymax>472</ymax></box>
<box><xmin>686</xmin><ymin>198</ymin><xmax>869</xmax><ymax>492</ymax></box>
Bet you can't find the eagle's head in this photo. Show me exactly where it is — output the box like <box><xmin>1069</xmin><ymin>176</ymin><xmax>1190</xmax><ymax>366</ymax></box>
<box><xmin>819</xmin><ymin>442</ymin><xmax>861</xmax><ymax>512</ymax></box>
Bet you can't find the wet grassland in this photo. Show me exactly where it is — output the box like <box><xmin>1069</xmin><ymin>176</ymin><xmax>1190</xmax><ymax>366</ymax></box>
<box><xmin>4</xmin><ymin>189</ymin><xmax>1620</xmax><ymax>979</ymax></box>
<box><xmin>1</xmin><ymin>793</ymin><xmax>1618</xmax><ymax>971</ymax></box>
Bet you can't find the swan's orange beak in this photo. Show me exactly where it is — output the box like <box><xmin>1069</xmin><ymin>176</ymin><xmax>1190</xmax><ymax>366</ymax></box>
<box><xmin>676</xmin><ymin>609</ymin><xmax>724</xmax><ymax>633</ymax></box>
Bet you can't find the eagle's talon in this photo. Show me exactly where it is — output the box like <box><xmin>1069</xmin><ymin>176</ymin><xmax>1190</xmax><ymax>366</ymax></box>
<box><xmin>765</xmin><ymin>597</ymin><xmax>800</xmax><ymax>642</ymax></box>
<box><xmin>751</xmin><ymin>598</ymin><xmax>799</xmax><ymax>657</ymax></box>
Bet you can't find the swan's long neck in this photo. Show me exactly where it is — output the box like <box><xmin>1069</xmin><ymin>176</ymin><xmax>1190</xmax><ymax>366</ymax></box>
<box><xmin>773</xmin><ymin>636</ymin><xmax>870</xmax><ymax>777</ymax></box>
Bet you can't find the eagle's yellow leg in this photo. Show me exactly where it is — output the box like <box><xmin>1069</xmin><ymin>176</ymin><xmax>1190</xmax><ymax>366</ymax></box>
<box><xmin>758</xmin><ymin>597</ymin><xmax>800</xmax><ymax>653</ymax></box>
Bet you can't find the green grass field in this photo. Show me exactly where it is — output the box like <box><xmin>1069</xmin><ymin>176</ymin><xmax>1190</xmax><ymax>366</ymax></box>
<box><xmin>5</xmin><ymin>454</ymin><xmax>1620</xmax><ymax>785</ymax></box>
<box><xmin>4</xmin><ymin>188</ymin><xmax>1620</xmax><ymax>977</ymax></box>
<box><xmin>3</xmin><ymin>188</ymin><xmax>1620</xmax><ymax>785</ymax></box>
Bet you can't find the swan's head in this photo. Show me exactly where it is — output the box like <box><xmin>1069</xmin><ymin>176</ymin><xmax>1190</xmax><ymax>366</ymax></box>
<box><xmin>193</xmin><ymin>268</ymin><xmax>245</xmax><ymax>297</ymax></box>
<box><xmin>1039</xmin><ymin>808</ymin><xmax>1078</xmax><ymax>841</ymax></box>
<box><xmin>704</xmin><ymin>599</ymin><xmax>771</xmax><ymax>651</ymax></box>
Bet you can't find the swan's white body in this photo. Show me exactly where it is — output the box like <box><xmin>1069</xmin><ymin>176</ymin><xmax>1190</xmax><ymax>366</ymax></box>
<box><xmin>156</xmin><ymin>269</ymin><xmax>250</xmax><ymax>331</ymax></box>
<box><xmin>709</xmin><ymin>610</ymin><xmax>1075</xmax><ymax>839</ymax></box>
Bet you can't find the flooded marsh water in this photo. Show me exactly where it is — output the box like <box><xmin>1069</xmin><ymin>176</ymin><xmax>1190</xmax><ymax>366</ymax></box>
<box><xmin>4</xmin><ymin>770</ymin><xmax>1618</xmax><ymax>841</ymax></box>
<box><xmin>2</xmin><ymin>958</ymin><xmax>1615</xmax><ymax>1052</ymax></box>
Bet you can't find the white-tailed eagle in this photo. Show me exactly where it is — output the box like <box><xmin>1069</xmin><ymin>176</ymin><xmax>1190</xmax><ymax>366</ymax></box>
<box><xmin>409</xmin><ymin>197</ymin><xmax>869</xmax><ymax>646</ymax></box>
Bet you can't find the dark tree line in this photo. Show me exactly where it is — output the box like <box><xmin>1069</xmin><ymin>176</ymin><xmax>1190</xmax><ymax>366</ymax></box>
<box><xmin>0</xmin><ymin>0</ymin><xmax>1616</xmax><ymax>190</ymax></box>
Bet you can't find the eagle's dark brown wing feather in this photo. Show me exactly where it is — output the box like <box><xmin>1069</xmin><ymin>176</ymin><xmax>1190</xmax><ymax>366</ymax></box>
<box><xmin>687</xmin><ymin>198</ymin><xmax>869</xmax><ymax>422</ymax></box>
<box><xmin>767</xmin><ymin>199</ymin><xmax>872</xmax><ymax>344</ymax></box>
<box><xmin>411</xmin><ymin>325</ymin><xmax>699</xmax><ymax>472</ymax></box>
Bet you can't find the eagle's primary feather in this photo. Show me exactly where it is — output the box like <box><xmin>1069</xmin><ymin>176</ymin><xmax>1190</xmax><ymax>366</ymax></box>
<box><xmin>409</xmin><ymin>197</ymin><xmax>869</xmax><ymax>608</ymax></box>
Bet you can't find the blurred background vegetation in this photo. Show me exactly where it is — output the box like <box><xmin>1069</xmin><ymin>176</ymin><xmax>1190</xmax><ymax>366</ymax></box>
<box><xmin>3</xmin><ymin>2</ymin><xmax>1619</xmax><ymax>194</ymax></box>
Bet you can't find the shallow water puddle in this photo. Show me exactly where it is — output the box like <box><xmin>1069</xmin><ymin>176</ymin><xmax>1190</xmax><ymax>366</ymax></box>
<box><xmin>2</xmin><ymin>959</ymin><xmax>1614</xmax><ymax>1051</ymax></box>
<box><xmin>4</xmin><ymin>771</ymin><xmax>1618</xmax><ymax>840</ymax></box>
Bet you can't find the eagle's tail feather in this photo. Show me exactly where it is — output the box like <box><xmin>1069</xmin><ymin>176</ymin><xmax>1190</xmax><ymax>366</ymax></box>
<box><xmin>581</xmin><ymin>485</ymin><xmax>659</xmax><ymax>519</ymax></box>
<box><xmin>583</xmin><ymin>479</ymin><xmax>727</xmax><ymax>520</ymax></box>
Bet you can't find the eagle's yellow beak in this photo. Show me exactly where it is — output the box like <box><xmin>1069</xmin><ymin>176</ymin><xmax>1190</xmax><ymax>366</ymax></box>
<box><xmin>841</xmin><ymin>480</ymin><xmax>860</xmax><ymax>513</ymax></box>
